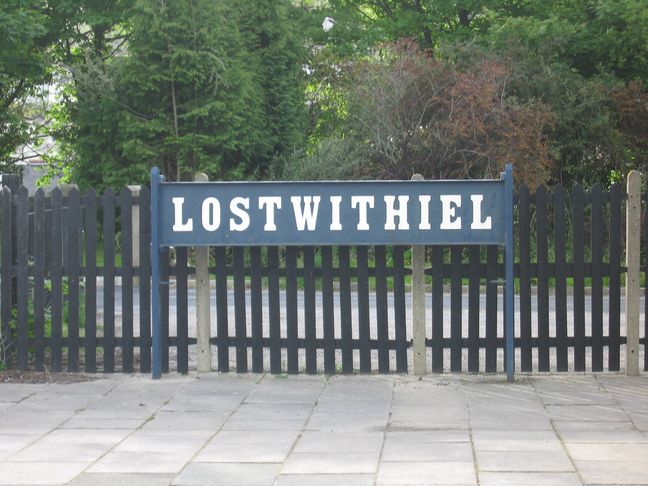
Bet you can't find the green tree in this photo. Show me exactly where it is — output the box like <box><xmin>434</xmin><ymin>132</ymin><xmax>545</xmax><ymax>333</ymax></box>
<box><xmin>71</xmin><ymin>0</ymin><xmax>258</xmax><ymax>187</ymax></box>
<box><xmin>0</xmin><ymin>0</ymin><xmax>50</xmax><ymax>171</ymax></box>
<box><xmin>236</xmin><ymin>0</ymin><xmax>307</xmax><ymax>177</ymax></box>
<box><xmin>63</xmin><ymin>0</ymin><xmax>307</xmax><ymax>189</ymax></box>
<box><xmin>300</xmin><ymin>0</ymin><xmax>648</xmax><ymax>187</ymax></box>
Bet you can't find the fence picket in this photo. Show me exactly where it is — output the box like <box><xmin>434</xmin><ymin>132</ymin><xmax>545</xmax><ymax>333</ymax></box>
<box><xmin>51</xmin><ymin>188</ymin><xmax>63</xmax><ymax>372</ymax></box>
<box><xmin>120</xmin><ymin>188</ymin><xmax>134</xmax><ymax>372</ymax></box>
<box><xmin>357</xmin><ymin>246</ymin><xmax>371</xmax><ymax>373</ymax></box>
<box><xmin>322</xmin><ymin>246</ymin><xmax>336</xmax><ymax>374</ymax></box>
<box><xmin>393</xmin><ymin>246</ymin><xmax>407</xmax><ymax>373</ymax></box>
<box><xmin>339</xmin><ymin>246</ymin><xmax>353</xmax><ymax>373</ymax></box>
<box><xmin>175</xmin><ymin>246</ymin><xmax>188</xmax><ymax>373</ymax></box>
<box><xmin>554</xmin><ymin>186</ymin><xmax>568</xmax><ymax>371</ymax></box>
<box><xmin>375</xmin><ymin>246</ymin><xmax>389</xmax><ymax>373</ymax></box>
<box><xmin>518</xmin><ymin>185</ymin><xmax>532</xmax><ymax>371</ymax></box>
<box><xmin>645</xmin><ymin>195</ymin><xmax>648</xmax><ymax>372</ymax></box>
<box><xmin>215</xmin><ymin>246</ymin><xmax>229</xmax><ymax>372</ymax></box>
<box><xmin>250</xmin><ymin>247</ymin><xmax>263</xmax><ymax>372</ymax></box>
<box><xmin>286</xmin><ymin>246</ymin><xmax>298</xmax><ymax>374</ymax></box>
<box><xmin>450</xmin><ymin>246</ymin><xmax>463</xmax><ymax>372</ymax></box>
<box><xmin>468</xmin><ymin>245</ymin><xmax>480</xmax><ymax>372</ymax></box>
<box><xmin>536</xmin><ymin>186</ymin><xmax>550</xmax><ymax>372</ymax></box>
<box><xmin>0</xmin><ymin>188</ymin><xmax>12</xmax><ymax>367</ymax></box>
<box><xmin>591</xmin><ymin>185</ymin><xmax>604</xmax><ymax>371</ymax></box>
<box><xmin>268</xmin><ymin>247</ymin><xmax>281</xmax><ymax>373</ymax></box>
<box><xmin>233</xmin><ymin>247</ymin><xmax>247</xmax><ymax>373</ymax></box>
<box><xmin>160</xmin><ymin>248</ymin><xmax>170</xmax><ymax>373</ymax></box>
<box><xmin>572</xmin><ymin>184</ymin><xmax>586</xmax><ymax>371</ymax></box>
<box><xmin>304</xmin><ymin>247</ymin><xmax>317</xmax><ymax>373</ymax></box>
<box><xmin>16</xmin><ymin>187</ymin><xmax>28</xmax><ymax>370</ymax></box>
<box><xmin>102</xmin><ymin>189</ymin><xmax>116</xmax><ymax>372</ymax></box>
<box><xmin>485</xmin><ymin>245</ymin><xmax>498</xmax><ymax>372</ymax></box>
<box><xmin>67</xmin><ymin>188</ymin><xmax>81</xmax><ymax>372</ymax></box>
<box><xmin>138</xmin><ymin>187</ymin><xmax>151</xmax><ymax>373</ymax></box>
<box><xmin>608</xmin><ymin>183</ymin><xmax>622</xmax><ymax>371</ymax></box>
<box><xmin>33</xmin><ymin>189</ymin><xmax>46</xmax><ymax>370</ymax></box>
<box><xmin>431</xmin><ymin>246</ymin><xmax>444</xmax><ymax>372</ymax></box>
<box><xmin>84</xmin><ymin>189</ymin><xmax>97</xmax><ymax>372</ymax></box>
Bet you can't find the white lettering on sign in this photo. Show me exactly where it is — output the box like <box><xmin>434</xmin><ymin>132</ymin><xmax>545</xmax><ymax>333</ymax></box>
<box><xmin>172</xmin><ymin>197</ymin><xmax>193</xmax><ymax>232</ymax></box>
<box><xmin>291</xmin><ymin>196</ymin><xmax>321</xmax><ymax>231</ymax></box>
<box><xmin>439</xmin><ymin>195</ymin><xmax>461</xmax><ymax>229</ymax></box>
<box><xmin>384</xmin><ymin>195</ymin><xmax>410</xmax><ymax>230</ymax></box>
<box><xmin>229</xmin><ymin>197</ymin><xmax>250</xmax><ymax>232</ymax></box>
<box><xmin>259</xmin><ymin>197</ymin><xmax>282</xmax><ymax>231</ymax></box>
<box><xmin>168</xmin><ymin>191</ymin><xmax>497</xmax><ymax>236</ymax></box>
<box><xmin>418</xmin><ymin>195</ymin><xmax>431</xmax><ymax>230</ymax></box>
<box><xmin>330</xmin><ymin>196</ymin><xmax>342</xmax><ymax>231</ymax></box>
<box><xmin>202</xmin><ymin>197</ymin><xmax>221</xmax><ymax>231</ymax></box>
<box><xmin>470</xmin><ymin>195</ymin><xmax>492</xmax><ymax>229</ymax></box>
<box><xmin>351</xmin><ymin>196</ymin><xmax>375</xmax><ymax>230</ymax></box>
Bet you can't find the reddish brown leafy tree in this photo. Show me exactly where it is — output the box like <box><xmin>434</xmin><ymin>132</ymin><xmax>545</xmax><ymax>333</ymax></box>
<box><xmin>347</xmin><ymin>41</ymin><xmax>554</xmax><ymax>187</ymax></box>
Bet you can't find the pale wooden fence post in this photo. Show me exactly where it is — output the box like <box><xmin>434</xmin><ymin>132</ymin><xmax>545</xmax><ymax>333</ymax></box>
<box><xmin>411</xmin><ymin>173</ymin><xmax>427</xmax><ymax>376</ymax></box>
<box><xmin>127</xmin><ymin>186</ymin><xmax>141</xmax><ymax>286</ymax></box>
<box><xmin>625</xmin><ymin>171</ymin><xmax>640</xmax><ymax>376</ymax></box>
<box><xmin>194</xmin><ymin>173</ymin><xmax>212</xmax><ymax>372</ymax></box>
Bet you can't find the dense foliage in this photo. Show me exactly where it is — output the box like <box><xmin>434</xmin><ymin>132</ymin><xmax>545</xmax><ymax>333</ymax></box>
<box><xmin>1</xmin><ymin>0</ymin><xmax>647</xmax><ymax>188</ymax></box>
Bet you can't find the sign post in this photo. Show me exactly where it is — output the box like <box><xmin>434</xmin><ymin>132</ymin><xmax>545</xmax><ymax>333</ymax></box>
<box><xmin>150</xmin><ymin>166</ymin><xmax>515</xmax><ymax>380</ymax></box>
<box><xmin>151</xmin><ymin>167</ymin><xmax>163</xmax><ymax>379</ymax></box>
<box><xmin>504</xmin><ymin>164</ymin><xmax>515</xmax><ymax>383</ymax></box>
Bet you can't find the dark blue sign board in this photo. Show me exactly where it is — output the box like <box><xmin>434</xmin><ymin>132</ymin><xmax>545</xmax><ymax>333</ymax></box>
<box><xmin>150</xmin><ymin>166</ymin><xmax>515</xmax><ymax>381</ymax></box>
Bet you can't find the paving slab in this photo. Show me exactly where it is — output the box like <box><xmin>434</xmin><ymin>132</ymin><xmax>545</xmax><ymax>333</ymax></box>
<box><xmin>0</xmin><ymin>434</ymin><xmax>40</xmax><ymax>461</ymax></box>
<box><xmin>479</xmin><ymin>472</ymin><xmax>582</xmax><ymax>486</ymax></box>
<box><xmin>552</xmin><ymin>420</ymin><xmax>646</xmax><ymax>443</ymax></box>
<box><xmin>195</xmin><ymin>441</ymin><xmax>293</xmax><ymax>463</ymax></box>
<box><xmin>0</xmin><ymin>411</ymin><xmax>72</xmax><ymax>435</ymax></box>
<box><xmin>381</xmin><ymin>441</ymin><xmax>474</xmax><ymax>462</ymax></box>
<box><xmin>273</xmin><ymin>473</ymin><xmax>374</xmax><ymax>486</ymax></box>
<box><xmin>469</xmin><ymin>411</ymin><xmax>553</xmax><ymax>431</ymax></box>
<box><xmin>385</xmin><ymin>430</ymin><xmax>470</xmax><ymax>443</ymax></box>
<box><xmin>88</xmin><ymin>451</ymin><xmax>192</xmax><ymax>474</ymax></box>
<box><xmin>545</xmin><ymin>404</ymin><xmax>630</xmax><ymax>422</ymax></box>
<box><xmin>10</xmin><ymin>441</ymin><xmax>117</xmax><ymax>463</ymax></box>
<box><xmin>58</xmin><ymin>417</ymin><xmax>145</xmax><ymax>430</ymax></box>
<box><xmin>471</xmin><ymin>430</ymin><xmax>564</xmax><ymax>451</ymax></box>
<box><xmin>565</xmin><ymin>443</ymin><xmax>648</xmax><ymax>462</ymax></box>
<box><xmin>173</xmin><ymin>462</ymin><xmax>282</xmax><ymax>486</ymax></box>
<box><xmin>0</xmin><ymin>385</ymin><xmax>43</xmax><ymax>403</ymax></box>
<box><xmin>67</xmin><ymin>473</ymin><xmax>175</xmax><ymax>486</ymax></box>
<box><xmin>576</xmin><ymin>460</ymin><xmax>648</xmax><ymax>484</ymax></box>
<box><xmin>196</xmin><ymin>431</ymin><xmax>298</xmax><ymax>463</ymax></box>
<box><xmin>141</xmin><ymin>410</ymin><xmax>229</xmax><ymax>431</ymax></box>
<box><xmin>292</xmin><ymin>431</ymin><xmax>383</xmax><ymax>453</ymax></box>
<box><xmin>377</xmin><ymin>461</ymin><xmax>476</xmax><ymax>485</ymax></box>
<box><xmin>0</xmin><ymin>461</ymin><xmax>89</xmax><ymax>485</ymax></box>
<box><xmin>476</xmin><ymin>450</ymin><xmax>575</xmax><ymax>472</ymax></box>
<box><xmin>108</xmin><ymin>429</ymin><xmax>213</xmax><ymax>454</ymax></box>
<box><xmin>281</xmin><ymin>451</ymin><xmax>380</xmax><ymax>474</ymax></box>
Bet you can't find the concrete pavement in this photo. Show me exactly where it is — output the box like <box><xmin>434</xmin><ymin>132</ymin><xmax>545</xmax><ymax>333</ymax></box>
<box><xmin>1</xmin><ymin>373</ymin><xmax>647</xmax><ymax>485</ymax></box>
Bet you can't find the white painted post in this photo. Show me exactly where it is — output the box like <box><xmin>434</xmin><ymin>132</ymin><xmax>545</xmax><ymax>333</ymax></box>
<box><xmin>411</xmin><ymin>173</ymin><xmax>427</xmax><ymax>376</ymax></box>
<box><xmin>625</xmin><ymin>171</ymin><xmax>640</xmax><ymax>376</ymax></box>
<box><xmin>194</xmin><ymin>173</ymin><xmax>212</xmax><ymax>372</ymax></box>
<box><xmin>127</xmin><ymin>185</ymin><xmax>141</xmax><ymax>287</ymax></box>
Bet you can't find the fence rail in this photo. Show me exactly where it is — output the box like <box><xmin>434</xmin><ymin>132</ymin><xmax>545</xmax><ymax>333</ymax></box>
<box><xmin>0</xmin><ymin>181</ymin><xmax>645</xmax><ymax>375</ymax></box>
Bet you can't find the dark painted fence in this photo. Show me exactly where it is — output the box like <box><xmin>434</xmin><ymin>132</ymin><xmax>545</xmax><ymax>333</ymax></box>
<box><xmin>0</xmin><ymin>182</ymin><xmax>644</xmax><ymax>374</ymax></box>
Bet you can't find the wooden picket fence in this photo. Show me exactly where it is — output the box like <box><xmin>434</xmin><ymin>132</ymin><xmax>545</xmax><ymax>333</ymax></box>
<box><xmin>0</xmin><ymin>181</ymin><xmax>644</xmax><ymax>374</ymax></box>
